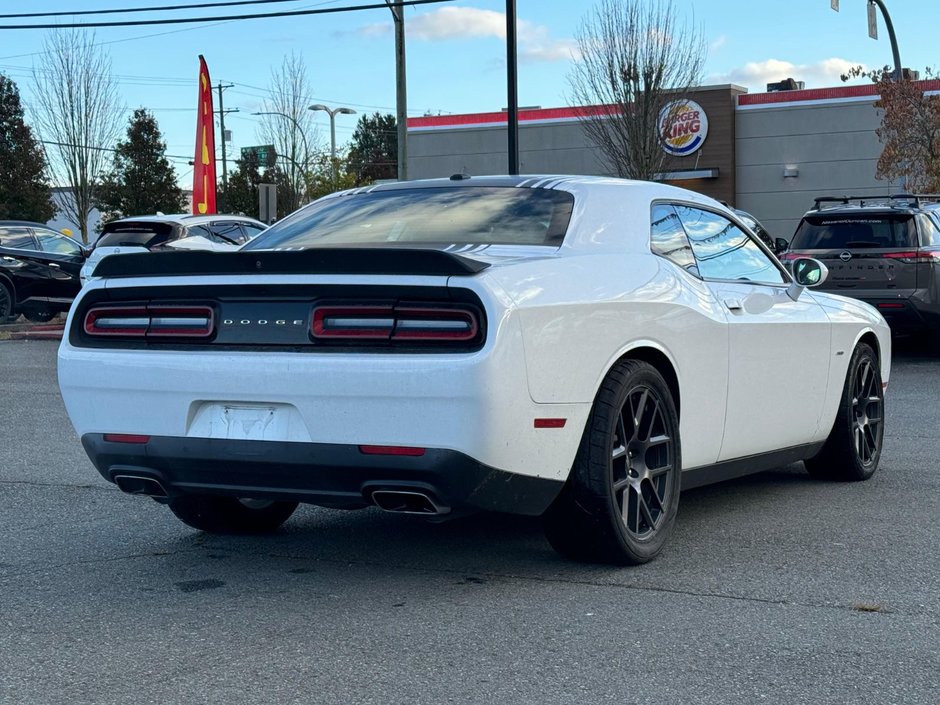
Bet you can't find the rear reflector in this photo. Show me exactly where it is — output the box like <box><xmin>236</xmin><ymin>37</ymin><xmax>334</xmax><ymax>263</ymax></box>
<box><xmin>359</xmin><ymin>445</ymin><xmax>427</xmax><ymax>457</ymax></box>
<box><xmin>312</xmin><ymin>303</ymin><xmax>480</xmax><ymax>343</ymax></box>
<box><xmin>103</xmin><ymin>434</ymin><xmax>151</xmax><ymax>444</ymax></box>
<box><xmin>534</xmin><ymin>418</ymin><xmax>567</xmax><ymax>428</ymax></box>
<box><xmin>877</xmin><ymin>303</ymin><xmax>905</xmax><ymax>309</ymax></box>
<box><xmin>84</xmin><ymin>305</ymin><xmax>214</xmax><ymax>339</ymax></box>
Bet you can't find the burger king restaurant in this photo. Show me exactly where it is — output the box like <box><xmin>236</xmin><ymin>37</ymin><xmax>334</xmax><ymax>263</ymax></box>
<box><xmin>406</xmin><ymin>80</ymin><xmax>940</xmax><ymax>242</ymax></box>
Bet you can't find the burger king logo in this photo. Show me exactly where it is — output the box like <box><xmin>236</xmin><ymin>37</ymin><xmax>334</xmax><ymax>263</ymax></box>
<box><xmin>658</xmin><ymin>99</ymin><xmax>708</xmax><ymax>156</ymax></box>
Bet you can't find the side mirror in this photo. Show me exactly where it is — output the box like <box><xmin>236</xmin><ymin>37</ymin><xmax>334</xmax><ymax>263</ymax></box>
<box><xmin>774</xmin><ymin>237</ymin><xmax>789</xmax><ymax>254</ymax></box>
<box><xmin>792</xmin><ymin>257</ymin><xmax>829</xmax><ymax>287</ymax></box>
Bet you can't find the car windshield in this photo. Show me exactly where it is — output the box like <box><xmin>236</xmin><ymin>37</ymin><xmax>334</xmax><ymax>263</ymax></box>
<box><xmin>791</xmin><ymin>214</ymin><xmax>917</xmax><ymax>249</ymax></box>
<box><xmin>244</xmin><ymin>187</ymin><xmax>575</xmax><ymax>251</ymax></box>
<box><xmin>96</xmin><ymin>222</ymin><xmax>174</xmax><ymax>249</ymax></box>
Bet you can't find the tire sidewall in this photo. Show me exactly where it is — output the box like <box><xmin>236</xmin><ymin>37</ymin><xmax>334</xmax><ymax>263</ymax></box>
<box><xmin>841</xmin><ymin>343</ymin><xmax>883</xmax><ymax>480</ymax></box>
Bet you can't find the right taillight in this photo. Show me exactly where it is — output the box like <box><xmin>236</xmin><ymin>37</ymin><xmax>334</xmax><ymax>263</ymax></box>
<box><xmin>311</xmin><ymin>302</ymin><xmax>481</xmax><ymax>344</ymax></box>
<box><xmin>882</xmin><ymin>249</ymin><xmax>940</xmax><ymax>264</ymax></box>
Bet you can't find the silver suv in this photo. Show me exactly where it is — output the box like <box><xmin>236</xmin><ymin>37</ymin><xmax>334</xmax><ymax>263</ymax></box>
<box><xmin>784</xmin><ymin>194</ymin><xmax>940</xmax><ymax>343</ymax></box>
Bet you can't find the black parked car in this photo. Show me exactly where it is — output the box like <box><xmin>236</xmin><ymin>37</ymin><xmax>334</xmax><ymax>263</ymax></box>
<box><xmin>0</xmin><ymin>221</ymin><xmax>88</xmax><ymax>322</ymax></box>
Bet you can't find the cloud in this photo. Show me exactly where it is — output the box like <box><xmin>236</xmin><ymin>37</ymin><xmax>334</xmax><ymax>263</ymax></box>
<box><xmin>708</xmin><ymin>57</ymin><xmax>868</xmax><ymax>90</ymax></box>
<box><xmin>709</xmin><ymin>35</ymin><xmax>726</xmax><ymax>52</ymax></box>
<box><xmin>353</xmin><ymin>7</ymin><xmax>575</xmax><ymax>63</ymax></box>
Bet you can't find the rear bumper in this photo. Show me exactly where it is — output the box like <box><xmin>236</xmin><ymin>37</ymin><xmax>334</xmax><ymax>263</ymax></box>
<box><xmin>83</xmin><ymin>433</ymin><xmax>563</xmax><ymax>515</ymax></box>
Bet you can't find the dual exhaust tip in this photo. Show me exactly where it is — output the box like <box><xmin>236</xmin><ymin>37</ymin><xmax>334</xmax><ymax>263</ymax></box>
<box><xmin>113</xmin><ymin>474</ymin><xmax>450</xmax><ymax>516</ymax></box>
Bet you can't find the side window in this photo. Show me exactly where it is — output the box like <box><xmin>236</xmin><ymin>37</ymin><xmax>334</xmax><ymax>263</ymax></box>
<box><xmin>650</xmin><ymin>204</ymin><xmax>698</xmax><ymax>275</ymax></box>
<box><xmin>0</xmin><ymin>227</ymin><xmax>39</xmax><ymax>251</ymax></box>
<box><xmin>675</xmin><ymin>206</ymin><xmax>786</xmax><ymax>284</ymax></box>
<box><xmin>919</xmin><ymin>214</ymin><xmax>940</xmax><ymax>246</ymax></box>
<box><xmin>242</xmin><ymin>223</ymin><xmax>266</xmax><ymax>241</ymax></box>
<box><xmin>35</xmin><ymin>231</ymin><xmax>83</xmax><ymax>256</ymax></box>
<box><xmin>185</xmin><ymin>225</ymin><xmax>212</xmax><ymax>241</ymax></box>
<box><xmin>209</xmin><ymin>222</ymin><xmax>246</xmax><ymax>245</ymax></box>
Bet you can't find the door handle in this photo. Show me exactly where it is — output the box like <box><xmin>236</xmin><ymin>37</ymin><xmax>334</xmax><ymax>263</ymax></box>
<box><xmin>48</xmin><ymin>262</ymin><xmax>61</xmax><ymax>268</ymax></box>
<box><xmin>724</xmin><ymin>298</ymin><xmax>743</xmax><ymax>312</ymax></box>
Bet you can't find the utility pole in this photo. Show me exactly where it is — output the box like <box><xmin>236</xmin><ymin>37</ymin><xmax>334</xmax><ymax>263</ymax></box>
<box><xmin>831</xmin><ymin>0</ymin><xmax>903</xmax><ymax>80</ymax></box>
<box><xmin>215</xmin><ymin>81</ymin><xmax>237</xmax><ymax>211</ymax></box>
<box><xmin>386</xmin><ymin>0</ymin><xmax>408</xmax><ymax>180</ymax></box>
<box><xmin>506</xmin><ymin>0</ymin><xmax>519</xmax><ymax>175</ymax></box>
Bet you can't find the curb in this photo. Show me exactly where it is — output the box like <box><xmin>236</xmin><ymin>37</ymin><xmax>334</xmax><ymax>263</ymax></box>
<box><xmin>3</xmin><ymin>328</ymin><xmax>64</xmax><ymax>341</ymax></box>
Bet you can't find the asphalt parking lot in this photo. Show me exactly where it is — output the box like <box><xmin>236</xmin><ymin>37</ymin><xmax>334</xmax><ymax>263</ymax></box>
<box><xmin>1</xmin><ymin>340</ymin><xmax>938</xmax><ymax>705</ymax></box>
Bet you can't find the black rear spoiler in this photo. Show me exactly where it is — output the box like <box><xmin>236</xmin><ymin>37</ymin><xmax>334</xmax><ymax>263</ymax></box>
<box><xmin>92</xmin><ymin>247</ymin><xmax>490</xmax><ymax>278</ymax></box>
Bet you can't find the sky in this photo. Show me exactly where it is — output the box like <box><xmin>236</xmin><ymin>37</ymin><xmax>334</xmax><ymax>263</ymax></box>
<box><xmin>1</xmin><ymin>0</ymin><xmax>938</xmax><ymax>187</ymax></box>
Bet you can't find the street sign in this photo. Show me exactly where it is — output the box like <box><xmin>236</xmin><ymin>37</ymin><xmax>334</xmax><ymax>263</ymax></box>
<box><xmin>867</xmin><ymin>2</ymin><xmax>878</xmax><ymax>39</ymax></box>
<box><xmin>241</xmin><ymin>144</ymin><xmax>277</xmax><ymax>168</ymax></box>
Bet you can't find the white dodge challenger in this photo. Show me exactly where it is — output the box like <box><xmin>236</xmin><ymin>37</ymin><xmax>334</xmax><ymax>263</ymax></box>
<box><xmin>57</xmin><ymin>176</ymin><xmax>890</xmax><ymax>564</ymax></box>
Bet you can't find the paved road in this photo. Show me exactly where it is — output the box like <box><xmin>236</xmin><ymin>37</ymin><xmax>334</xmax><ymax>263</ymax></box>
<box><xmin>1</xmin><ymin>341</ymin><xmax>938</xmax><ymax>705</ymax></box>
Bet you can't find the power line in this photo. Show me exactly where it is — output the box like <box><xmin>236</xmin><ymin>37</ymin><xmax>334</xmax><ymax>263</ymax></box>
<box><xmin>0</xmin><ymin>0</ymin><xmax>310</xmax><ymax>20</ymax></box>
<box><xmin>0</xmin><ymin>0</ymin><xmax>455</xmax><ymax>30</ymax></box>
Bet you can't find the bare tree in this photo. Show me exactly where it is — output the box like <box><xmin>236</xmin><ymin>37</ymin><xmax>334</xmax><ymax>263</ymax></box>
<box><xmin>259</xmin><ymin>53</ymin><xmax>322</xmax><ymax>214</ymax></box>
<box><xmin>31</xmin><ymin>30</ymin><xmax>124</xmax><ymax>243</ymax></box>
<box><xmin>567</xmin><ymin>0</ymin><xmax>705</xmax><ymax>180</ymax></box>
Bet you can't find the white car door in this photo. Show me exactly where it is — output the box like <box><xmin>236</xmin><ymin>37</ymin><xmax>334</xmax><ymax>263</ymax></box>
<box><xmin>674</xmin><ymin>205</ymin><xmax>831</xmax><ymax>461</ymax></box>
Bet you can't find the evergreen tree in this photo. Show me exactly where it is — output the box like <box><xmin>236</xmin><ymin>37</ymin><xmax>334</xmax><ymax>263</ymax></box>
<box><xmin>97</xmin><ymin>108</ymin><xmax>185</xmax><ymax>223</ymax></box>
<box><xmin>0</xmin><ymin>74</ymin><xmax>54</xmax><ymax>222</ymax></box>
<box><xmin>346</xmin><ymin>112</ymin><xmax>397</xmax><ymax>185</ymax></box>
<box><xmin>217</xmin><ymin>152</ymin><xmax>265</xmax><ymax>219</ymax></box>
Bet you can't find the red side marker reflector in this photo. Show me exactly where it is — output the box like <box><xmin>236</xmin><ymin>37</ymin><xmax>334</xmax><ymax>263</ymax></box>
<box><xmin>358</xmin><ymin>445</ymin><xmax>426</xmax><ymax>457</ymax></box>
<box><xmin>103</xmin><ymin>434</ymin><xmax>151</xmax><ymax>444</ymax></box>
<box><xmin>876</xmin><ymin>303</ymin><xmax>904</xmax><ymax>309</ymax></box>
<box><xmin>534</xmin><ymin>418</ymin><xmax>567</xmax><ymax>429</ymax></box>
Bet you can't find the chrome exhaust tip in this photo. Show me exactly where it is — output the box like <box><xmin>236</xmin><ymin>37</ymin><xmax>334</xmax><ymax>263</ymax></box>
<box><xmin>113</xmin><ymin>474</ymin><xmax>168</xmax><ymax>499</ymax></box>
<box><xmin>371</xmin><ymin>489</ymin><xmax>450</xmax><ymax>515</ymax></box>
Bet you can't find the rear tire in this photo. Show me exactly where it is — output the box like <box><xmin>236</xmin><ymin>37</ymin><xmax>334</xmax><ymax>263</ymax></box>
<box><xmin>805</xmin><ymin>343</ymin><xmax>884</xmax><ymax>481</ymax></box>
<box><xmin>0</xmin><ymin>282</ymin><xmax>15</xmax><ymax>323</ymax></box>
<box><xmin>543</xmin><ymin>360</ymin><xmax>681</xmax><ymax>565</ymax></box>
<box><xmin>167</xmin><ymin>495</ymin><xmax>299</xmax><ymax>534</ymax></box>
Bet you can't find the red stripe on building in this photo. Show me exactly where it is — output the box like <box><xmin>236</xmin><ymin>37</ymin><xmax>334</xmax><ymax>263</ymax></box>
<box><xmin>739</xmin><ymin>79</ymin><xmax>940</xmax><ymax>106</ymax></box>
<box><xmin>407</xmin><ymin>104</ymin><xmax>619</xmax><ymax>129</ymax></box>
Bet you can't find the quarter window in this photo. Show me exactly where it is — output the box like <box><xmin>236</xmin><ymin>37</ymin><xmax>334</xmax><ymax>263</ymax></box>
<box><xmin>674</xmin><ymin>206</ymin><xmax>786</xmax><ymax>284</ymax></box>
<box><xmin>650</xmin><ymin>204</ymin><xmax>697</xmax><ymax>275</ymax></box>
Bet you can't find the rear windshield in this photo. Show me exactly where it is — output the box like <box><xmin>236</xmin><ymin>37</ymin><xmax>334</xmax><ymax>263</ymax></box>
<box><xmin>244</xmin><ymin>187</ymin><xmax>575</xmax><ymax>251</ymax></box>
<box><xmin>791</xmin><ymin>214</ymin><xmax>916</xmax><ymax>249</ymax></box>
<box><xmin>96</xmin><ymin>222</ymin><xmax>174</xmax><ymax>249</ymax></box>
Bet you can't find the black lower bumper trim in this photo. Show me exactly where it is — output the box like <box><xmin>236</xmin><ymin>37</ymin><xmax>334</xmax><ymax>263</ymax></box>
<box><xmin>81</xmin><ymin>434</ymin><xmax>562</xmax><ymax>516</ymax></box>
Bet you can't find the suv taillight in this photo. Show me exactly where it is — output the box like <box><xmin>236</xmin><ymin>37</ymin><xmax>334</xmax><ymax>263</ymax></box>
<box><xmin>881</xmin><ymin>249</ymin><xmax>940</xmax><ymax>264</ymax></box>
<box><xmin>84</xmin><ymin>305</ymin><xmax>214</xmax><ymax>339</ymax></box>
<box><xmin>311</xmin><ymin>303</ymin><xmax>480</xmax><ymax>343</ymax></box>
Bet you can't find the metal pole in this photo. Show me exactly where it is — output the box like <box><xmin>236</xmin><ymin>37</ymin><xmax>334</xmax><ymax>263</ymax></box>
<box><xmin>870</xmin><ymin>0</ymin><xmax>903</xmax><ymax>80</ymax></box>
<box><xmin>329</xmin><ymin>111</ymin><xmax>338</xmax><ymax>187</ymax></box>
<box><xmin>387</xmin><ymin>1</ymin><xmax>408</xmax><ymax>181</ymax></box>
<box><xmin>217</xmin><ymin>81</ymin><xmax>228</xmax><ymax>213</ymax></box>
<box><xmin>506</xmin><ymin>0</ymin><xmax>519</xmax><ymax>175</ymax></box>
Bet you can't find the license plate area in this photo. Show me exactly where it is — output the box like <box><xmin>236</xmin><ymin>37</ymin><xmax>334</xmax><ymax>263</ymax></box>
<box><xmin>187</xmin><ymin>402</ymin><xmax>311</xmax><ymax>442</ymax></box>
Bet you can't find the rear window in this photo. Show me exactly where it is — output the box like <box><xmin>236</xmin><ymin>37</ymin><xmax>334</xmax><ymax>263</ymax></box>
<box><xmin>96</xmin><ymin>222</ymin><xmax>175</xmax><ymax>249</ymax></box>
<box><xmin>244</xmin><ymin>187</ymin><xmax>575</xmax><ymax>251</ymax></box>
<box><xmin>791</xmin><ymin>214</ymin><xmax>916</xmax><ymax>250</ymax></box>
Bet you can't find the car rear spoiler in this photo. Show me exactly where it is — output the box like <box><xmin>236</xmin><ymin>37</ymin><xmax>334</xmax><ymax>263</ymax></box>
<box><xmin>91</xmin><ymin>247</ymin><xmax>491</xmax><ymax>278</ymax></box>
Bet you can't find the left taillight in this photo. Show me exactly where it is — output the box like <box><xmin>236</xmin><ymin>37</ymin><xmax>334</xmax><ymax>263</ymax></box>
<box><xmin>311</xmin><ymin>302</ymin><xmax>481</xmax><ymax>344</ymax></box>
<box><xmin>83</xmin><ymin>305</ymin><xmax>214</xmax><ymax>339</ymax></box>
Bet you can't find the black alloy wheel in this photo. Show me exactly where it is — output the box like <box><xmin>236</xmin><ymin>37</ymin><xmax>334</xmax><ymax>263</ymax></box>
<box><xmin>543</xmin><ymin>360</ymin><xmax>681</xmax><ymax>565</ymax></box>
<box><xmin>805</xmin><ymin>342</ymin><xmax>884</xmax><ymax>481</ymax></box>
<box><xmin>23</xmin><ymin>309</ymin><xmax>56</xmax><ymax>324</ymax></box>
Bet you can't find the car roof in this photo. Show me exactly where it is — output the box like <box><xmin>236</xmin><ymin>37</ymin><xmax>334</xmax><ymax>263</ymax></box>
<box><xmin>0</xmin><ymin>220</ymin><xmax>63</xmax><ymax>230</ymax></box>
<box><xmin>108</xmin><ymin>214</ymin><xmax>266</xmax><ymax>227</ymax></box>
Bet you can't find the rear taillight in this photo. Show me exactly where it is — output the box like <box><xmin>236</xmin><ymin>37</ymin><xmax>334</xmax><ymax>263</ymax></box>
<box><xmin>882</xmin><ymin>250</ymin><xmax>940</xmax><ymax>264</ymax></box>
<box><xmin>311</xmin><ymin>303</ymin><xmax>480</xmax><ymax>344</ymax></box>
<box><xmin>778</xmin><ymin>252</ymin><xmax>801</xmax><ymax>262</ymax></box>
<box><xmin>84</xmin><ymin>305</ymin><xmax>214</xmax><ymax>339</ymax></box>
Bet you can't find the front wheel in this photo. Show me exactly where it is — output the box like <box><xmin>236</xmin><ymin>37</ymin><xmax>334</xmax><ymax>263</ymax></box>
<box><xmin>0</xmin><ymin>283</ymin><xmax>15</xmax><ymax>323</ymax></box>
<box><xmin>805</xmin><ymin>342</ymin><xmax>884</xmax><ymax>481</ymax></box>
<box><xmin>543</xmin><ymin>360</ymin><xmax>681</xmax><ymax>565</ymax></box>
<box><xmin>167</xmin><ymin>495</ymin><xmax>299</xmax><ymax>534</ymax></box>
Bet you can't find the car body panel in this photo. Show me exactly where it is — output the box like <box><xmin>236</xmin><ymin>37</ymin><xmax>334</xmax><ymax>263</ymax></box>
<box><xmin>0</xmin><ymin>221</ymin><xmax>86</xmax><ymax>314</ymax></box>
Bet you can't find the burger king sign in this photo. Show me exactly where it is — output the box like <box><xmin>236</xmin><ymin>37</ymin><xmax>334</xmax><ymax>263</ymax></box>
<box><xmin>659</xmin><ymin>99</ymin><xmax>708</xmax><ymax>156</ymax></box>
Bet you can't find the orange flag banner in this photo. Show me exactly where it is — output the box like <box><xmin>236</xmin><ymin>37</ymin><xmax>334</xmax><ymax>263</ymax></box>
<box><xmin>192</xmin><ymin>55</ymin><xmax>217</xmax><ymax>215</ymax></box>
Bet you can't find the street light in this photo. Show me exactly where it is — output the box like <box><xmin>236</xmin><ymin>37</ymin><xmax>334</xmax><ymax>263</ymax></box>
<box><xmin>251</xmin><ymin>110</ymin><xmax>311</xmax><ymax>202</ymax></box>
<box><xmin>308</xmin><ymin>103</ymin><xmax>356</xmax><ymax>185</ymax></box>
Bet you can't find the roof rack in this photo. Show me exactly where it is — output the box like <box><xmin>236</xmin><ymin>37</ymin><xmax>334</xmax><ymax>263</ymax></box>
<box><xmin>810</xmin><ymin>193</ymin><xmax>937</xmax><ymax>211</ymax></box>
